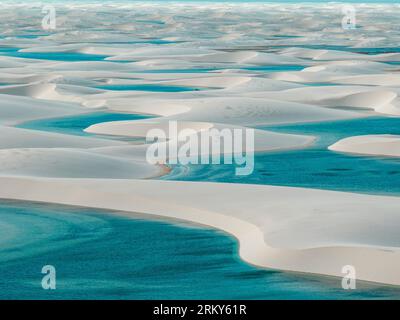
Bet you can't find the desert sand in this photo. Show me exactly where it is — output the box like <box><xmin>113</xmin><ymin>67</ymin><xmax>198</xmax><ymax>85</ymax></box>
<box><xmin>329</xmin><ymin>135</ymin><xmax>400</xmax><ymax>157</ymax></box>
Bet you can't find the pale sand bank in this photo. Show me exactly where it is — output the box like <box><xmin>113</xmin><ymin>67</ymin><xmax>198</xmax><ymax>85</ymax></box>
<box><xmin>329</xmin><ymin>135</ymin><xmax>400</xmax><ymax>157</ymax></box>
<box><xmin>0</xmin><ymin>148</ymin><xmax>162</xmax><ymax>179</ymax></box>
<box><xmin>1</xmin><ymin>177</ymin><xmax>400</xmax><ymax>286</ymax></box>
<box><xmin>0</xmin><ymin>126</ymin><xmax>125</xmax><ymax>149</ymax></box>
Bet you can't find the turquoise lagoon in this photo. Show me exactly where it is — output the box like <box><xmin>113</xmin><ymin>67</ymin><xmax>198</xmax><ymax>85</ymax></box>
<box><xmin>18</xmin><ymin>111</ymin><xmax>152</xmax><ymax>137</ymax></box>
<box><xmin>167</xmin><ymin>116</ymin><xmax>400</xmax><ymax>195</ymax></box>
<box><xmin>1</xmin><ymin>200</ymin><xmax>400</xmax><ymax>300</ymax></box>
<box><xmin>0</xmin><ymin>47</ymin><xmax>110</xmax><ymax>61</ymax></box>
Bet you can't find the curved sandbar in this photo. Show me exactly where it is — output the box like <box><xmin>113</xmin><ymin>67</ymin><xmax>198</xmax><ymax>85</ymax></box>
<box><xmin>1</xmin><ymin>176</ymin><xmax>400</xmax><ymax>286</ymax></box>
<box><xmin>329</xmin><ymin>135</ymin><xmax>400</xmax><ymax>157</ymax></box>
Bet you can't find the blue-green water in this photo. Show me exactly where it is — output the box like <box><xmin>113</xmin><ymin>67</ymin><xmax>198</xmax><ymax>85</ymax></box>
<box><xmin>0</xmin><ymin>47</ymin><xmax>109</xmax><ymax>61</ymax></box>
<box><xmin>166</xmin><ymin>116</ymin><xmax>400</xmax><ymax>195</ymax></box>
<box><xmin>78</xmin><ymin>39</ymin><xmax>177</xmax><ymax>45</ymax></box>
<box><xmin>0</xmin><ymin>40</ymin><xmax>176</xmax><ymax>61</ymax></box>
<box><xmin>0</xmin><ymin>47</ymin><xmax>305</xmax><ymax>73</ymax></box>
<box><xmin>3</xmin><ymin>45</ymin><xmax>399</xmax><ymax>63</ymax></box>
<box><xmin>278</xmin><ymin>45</ymin><xmax>400</xmax><ymax>55</ymax></box>
<box><xmin>12</xmin><ymin>34</ymin><xmax>50</xmax><ymax>39</ymax></box>
<box><xmin>18</xmin><ymin>112</ymin><xmax>153</xmax><ymax>137</ymax></box>
<box><xmin>1</xmin><ymin>200</ymin><xmax>399</xmax><ymax>300</ymax></box>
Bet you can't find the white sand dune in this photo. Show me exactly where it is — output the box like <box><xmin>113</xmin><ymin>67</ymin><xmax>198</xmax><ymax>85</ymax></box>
<box><xmin>281</xmin><ymin>47</ymin><xmax>400</xmax><ymax>62</ymax></box>
<box><xmin>20</xmin><ymin>44</ymin><xmax>148</xmax><ymax>57</ymax></box>
<box><xmin>0</xmin><ymin>94</ymin><xmax>83</xmax><ymax>125</ymax></box>
<box><xmin>163</xmin><ymin>75</ymin><xmax>250</xmax><ymax>89</ymax></box>
<box><xmin>0</xmin><ymin>126</ymin><xmax>125</xmax><ymax>149</ymax></box>
<box><xmin>329</xmin><ymin>135</ymin><xmax>400</xmax><ymax>157</ymax></box>
<box><xmin>19</xmin><ymin>43</ymin><xmax>88</xmax><ymax>53</ymax></box>
<box><xmin>189</xmin><ymin>51</ymin><xmax>307</xmax><ymax>65</ymax></box>
<box><xmin>221</xmin><ymin>77</ymin><xmax>302</xmax><ymax>92</ymax></box>
<box><xmin>105</xmin><ymin>47</ymin><xmax>215</xmax><ymax>61</ymax></box>
<box><xmin>333</xmin><ymin>74</ymin><xmax>400</xmax><ymax>87</ymax></box>
<box><xmin>101</xmin><ymin>96</ymin><xmax>363</xmax><ymax>126</ymax></box>
<box><xmin>271</xmin><ymin>70</ymin><xmax>400</xmax><ymax>86</ymax></box>
<box><xmin>107</xmin><ymin>75</ymin><xmax>303</xmax><ymax>91</ymax></box>
<box><xmin>0</xmin><ymin>83</ymin><xmax>59</xmax><ymax>99</ymax></box>
<box><xmin>334</xmin><ymin>90</ymin><xmax>397</xmax><ymax>110</ymax></box>
<box><xmin>86</xmin><ymin>119</ymin><xmax>315</xmax><ymax>156</ymax></box>
<box><xmin>0</xmin><ymin>73</ymin><xmax>62</xmax><ymax>85</ymax></box>
<box><xmin>86</xmin><ymin>120</ymin><xmax>213</xmax><ymax>138</ymax></box>
<box><xmin>0</xmin><ymin>56</ymin><xmax>43</xmax><ymax>68</ymax></box>
<box><xmin>45</xmin><ymin>61</ymin><xmax>137</xmax><ymax>72</ymax></box>
<box><xmin>302</xmin><ymin>61</ymin><xmax>393</xmax><ymax>75</ymax></box>
<box><xmin>178</xmin><ymin>51</ymin><xmax>259</xmax><ymax>64</ymax></box>
<box><xmin>168</xmin><ymin>97</ymin><xmax>361</xmax><ymax>125</ymax></box>
<box><xmin>101</xmin><ymin>98</ymin><xmax>191</xmax><ymax>116</ymax></box>
<box><xmin>0</xmin><ymin>148</ymin><xmax>162</xmax><ymax>179</ymax></box>
<box><xmin>248</xmin><ymin>86</ymin><xmax>400</xmax><ymax>116</ymax></box>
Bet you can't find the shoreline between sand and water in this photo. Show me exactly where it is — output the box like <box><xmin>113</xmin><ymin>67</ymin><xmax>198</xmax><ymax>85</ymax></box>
<box><xmin>4</xmin><ymin>198</ymin><xmax>400</xmax><ymax>299</ymax></box>
<box><xmin>1</xmin><ymin>176</ymin><xmax>400</xmax><ymax>287</ymax></box>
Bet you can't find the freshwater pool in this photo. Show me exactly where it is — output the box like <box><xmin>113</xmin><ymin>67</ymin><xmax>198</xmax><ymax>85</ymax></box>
<box><xmin>18</xmin><ymin>111</ymin><xmax>153</xmax><ymax>137</ymax></box>
<box><xmin>1</xmin><ymin>200</ymin><xmax>399</xmax><ymax>300</ymax></box>
<box><xmin>166</xmin><ymin>116</ymin><xmax>400</xmax><ymax>195</ymax></box>
<box><xmin>0</xmin><ymin>47</ymin><xmax>109</xmax><ymax>61</ymax></box>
